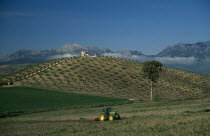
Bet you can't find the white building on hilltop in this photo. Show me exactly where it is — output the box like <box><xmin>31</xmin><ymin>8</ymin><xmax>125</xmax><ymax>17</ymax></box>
<box><xmin>81</xmin><ymin>51</ymin><xmax>96</xmax><ymax>57</ymax></box>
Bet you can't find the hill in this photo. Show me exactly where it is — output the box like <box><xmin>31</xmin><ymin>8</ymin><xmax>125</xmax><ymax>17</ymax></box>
<box><xmin>157</xmin><ymin>41</ymin><xmax>210</xmax><ymax>58</ymax></box>
<box><xmin>0</xmin><ymin>64</ymin><xmax>35</xmax><ymax>77</ymax></box>
<box><xmin>0</xmin><ymin>49</ymin><xmax>57</xmax><ymax>65</ymax></box>
<box><xmin>1</xmin><ymin>56</ymin><xmax>210</xmax><ymax>101</ymax></box>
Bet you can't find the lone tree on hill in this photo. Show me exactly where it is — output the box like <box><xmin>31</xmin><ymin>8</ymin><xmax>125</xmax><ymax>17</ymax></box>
<box><xmin>142</xmin><ymin>60</ymin><xmax>163</xmax><ymax>101</ymax></box>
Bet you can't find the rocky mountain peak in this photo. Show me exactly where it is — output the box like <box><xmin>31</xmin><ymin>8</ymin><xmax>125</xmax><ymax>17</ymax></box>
<box><xmin>117</xmin><ymin>49</ymin><xmax>143</xmax><ymax>56</ymax></box>
<box><xmin>157</xmin><ymin>41</ymin><xmax>210</xmax><ymax>58</ymax></box>
<box><xmin>57</xmin><ymin>43</ymin><xmax>87</xmax><ymax>53</ymax></box>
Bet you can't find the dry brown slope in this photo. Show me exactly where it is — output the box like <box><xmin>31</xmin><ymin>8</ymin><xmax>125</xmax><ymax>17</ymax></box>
<box><xmin>2</xmin><ymin>57</ymin><xmax>210</xmax><ymax>101</ymax></box>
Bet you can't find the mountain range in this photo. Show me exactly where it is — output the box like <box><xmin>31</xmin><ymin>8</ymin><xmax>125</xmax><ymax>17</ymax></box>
<box><xmin>0</xmin><ymin>44</ymin><xmax>112</xmax><ymax>64</ymax></box>
<box><xmin>157</xmin><ymin>41</ymin><xmax>210</xmax><ymax>58</ymax></box>
<box><xmin>0</xmin><ymin>41</ymin><xmax>210</xmax><ymax>75</ymax></box>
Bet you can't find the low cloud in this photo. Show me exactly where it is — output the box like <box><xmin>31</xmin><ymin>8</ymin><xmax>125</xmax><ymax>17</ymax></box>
<box><xmin>47</xmin><ymin>53</ymin><xmax>77</xmax><ymax>60</ymax></box>
<box><xmin>103</xmin><ymin>53</ymin><xmax>150</xmax><ymax>62</ymax></box>
<box><xmin>48</xmin><ymin>52</ymin><xmax>199</xmax><ymax>65</ymax></box>
<box><xmin>103</xmin><ymin>53</ymin><xmax>198</xmax><ymax>65</ymax></box>
<box><xmin>154</xmin><ymin>57</ymin><xmax>197</xmax><ymax>65</ymax></box>
<box><xmin>204</xmin><ymin>57</ymin><xmax>210</xmax><ymax>62</ymax></box>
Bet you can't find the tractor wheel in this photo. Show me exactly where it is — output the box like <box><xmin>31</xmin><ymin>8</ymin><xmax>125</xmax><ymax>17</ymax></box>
<box><xmin>99</xmin><ymin>115</ymin><xmax>105</xmax><ymax>121</ymax></box>
<box><xmin>117</xmin><ymin>114</ymin><xmax>121</xmax><ymax>120</ymax></box>
<box><xmin>109</xmin><ymin>115</ymin><xmax>114</xmax><ymax>121</ymax></box>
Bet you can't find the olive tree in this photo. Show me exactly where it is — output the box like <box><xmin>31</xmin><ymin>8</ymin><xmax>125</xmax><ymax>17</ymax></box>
<box><xmin>142</xmin><ymin>60</ymin><xmax>162</xmax><ymax>101</ymax></box>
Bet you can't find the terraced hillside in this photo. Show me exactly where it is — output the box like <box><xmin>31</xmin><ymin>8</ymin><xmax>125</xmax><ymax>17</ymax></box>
<box><xmin>0</xmin><ymin>64</ymin><xmax>34</xmax><ymax>77</ymax></box>
<box><xmin>1</xmin><ymin>57</ymin><xmax>210</xmax><ymax>101</ymax></box>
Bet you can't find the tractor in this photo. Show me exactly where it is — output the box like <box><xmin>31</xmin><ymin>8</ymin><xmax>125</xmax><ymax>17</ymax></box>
<box><xmin>99</xmin><ymin>107</ymin><xmax>120</xmax><ymax>121</ymax></box>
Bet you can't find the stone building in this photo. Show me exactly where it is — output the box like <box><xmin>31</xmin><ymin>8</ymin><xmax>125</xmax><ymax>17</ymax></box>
<box><xmin>81</xmin><ymin>51</ymin><xmax>96</xmax><ymax>57</ymax></box>
<box><xmin>81</xmin><ymin>51</ymin><xmax>88</xmax><ymax>57</ymax></box>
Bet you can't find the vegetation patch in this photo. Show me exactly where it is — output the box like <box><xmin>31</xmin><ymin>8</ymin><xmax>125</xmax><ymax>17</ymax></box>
<box><xmin>0</xmin><ymin>64</ymin><xmax>35</xmax><ymax>77</ymax></box>
<box><xmin>0</xmin><ymin>87</ymin><xmax>127</xmax><ymax>117</ymax></box>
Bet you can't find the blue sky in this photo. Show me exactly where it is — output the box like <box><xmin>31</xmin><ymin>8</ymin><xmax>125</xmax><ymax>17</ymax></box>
<box><xmin>0</xmin><ymin>0</ymin><xmax>209</xmax><ymax>55</ymax></box>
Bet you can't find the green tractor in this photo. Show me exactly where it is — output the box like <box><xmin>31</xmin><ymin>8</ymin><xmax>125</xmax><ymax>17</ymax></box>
<box><xmin>99</xmin><ymin>107</ymin><xmax>120</xmax><ymax>121</ymax></box>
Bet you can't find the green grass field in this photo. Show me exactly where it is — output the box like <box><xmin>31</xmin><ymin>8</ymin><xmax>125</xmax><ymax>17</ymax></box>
<box><xmin>0</xmin><ymin>97</ymin><xmax>209</xmax><ymax>136</ymax></box>
<box><xmin>0</xmin><ymin>87</ymin><xmax>126</xmax><ymax>116</ymax></box>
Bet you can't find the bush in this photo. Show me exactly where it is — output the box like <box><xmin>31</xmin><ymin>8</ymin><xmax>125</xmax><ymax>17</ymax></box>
<box><xmin>0</xmin><ymin>80</ymin><xmax>7</xmax><ymax>86</ymax></box>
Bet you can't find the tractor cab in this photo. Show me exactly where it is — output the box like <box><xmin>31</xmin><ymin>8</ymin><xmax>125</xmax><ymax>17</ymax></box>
<box><xmin>102</xmin><ymin>107</ymin><xmax>112</xmax><ymax>114</ymax></box>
